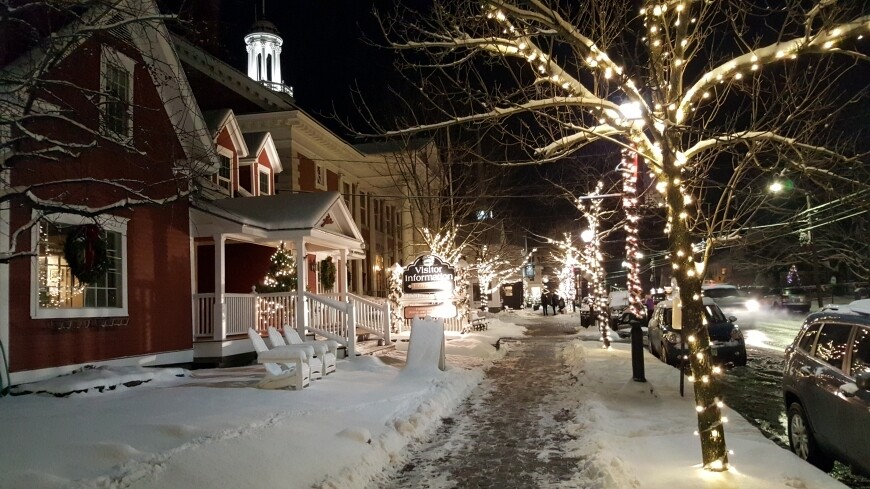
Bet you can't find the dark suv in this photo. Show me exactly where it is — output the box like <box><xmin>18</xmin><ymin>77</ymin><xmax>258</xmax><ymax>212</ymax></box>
<box><xmin>782</xmin><ymin>300</ymin><xmax>870</xmax><ymax>475</ymax></box>
<box><xmin>647</xmin><ymin>297</ymin><xmax>747</xmax><ymax>367</ymax></box>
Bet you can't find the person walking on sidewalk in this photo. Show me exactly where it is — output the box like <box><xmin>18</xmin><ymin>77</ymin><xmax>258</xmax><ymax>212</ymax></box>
<box><xmin>542</xmin><ymin>292</ymin><xmax>551</xmax><ymax>316</ymax></box>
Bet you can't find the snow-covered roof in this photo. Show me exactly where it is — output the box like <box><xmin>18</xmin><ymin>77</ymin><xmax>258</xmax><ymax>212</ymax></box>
<box><xmin>190</xmin><ymin>192</ymin><xmax>364</xmax><ymax>255</ymax></box>
<box><xmin>203</xmin><ymin>109</ymin><xmax>249</xmax><ymax>158</ymax></box>
<box><xmin>240</xmin><ymin>131</ymin><xmax>282</xmax><ymax>173</ymax></box>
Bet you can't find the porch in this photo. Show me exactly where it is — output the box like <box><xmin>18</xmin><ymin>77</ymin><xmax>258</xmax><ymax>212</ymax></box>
<box><xmin>192</xmin><ymin>291</ymin><xmax>392</xmax><ymax>362</ymax></box>
<box><xmin>189</xmin><ymin>192</ymin><xmax>374</xmax><ymax>364</ymax></box>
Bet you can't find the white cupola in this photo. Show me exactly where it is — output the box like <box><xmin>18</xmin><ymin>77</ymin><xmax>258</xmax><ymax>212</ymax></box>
<box><xmin>244</xmin><ymin>19</ymin><xmax>293</xmax><ymax>97</ymax></box>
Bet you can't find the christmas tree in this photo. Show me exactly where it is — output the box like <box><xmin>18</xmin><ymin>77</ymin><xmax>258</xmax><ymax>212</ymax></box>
<box><xmin>257</xmin><ymin>242</ymin><xmax>297</xmax><ymax>293</ymax></box>
<box><xmin>786</xmin><ymin>265</ymin><xmax>801</xmax><ymax>286</ymax></box>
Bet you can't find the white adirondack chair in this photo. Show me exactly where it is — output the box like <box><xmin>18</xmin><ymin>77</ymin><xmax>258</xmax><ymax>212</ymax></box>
<box><xmin>247</xmin><ymin>328</ymin><xmax>310</xmax><ymax>390</ymax></box>
<box><xmin>282</xmin><ymin>326</ymin><xmax>338</xmax><ymax>375</ymax></box>
<box><xmin>267</xmin><ymin>327</ymin><xmax>323</xmax><ymax>380</ymax></box>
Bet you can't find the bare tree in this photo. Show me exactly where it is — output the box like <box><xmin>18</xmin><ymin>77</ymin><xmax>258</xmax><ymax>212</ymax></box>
<box><xmin>1</xmin><ymin>0</ymin><xmax>214</xmax><ymax>263</ymax></box>
<box><xmin>371</xmin><ymin>0</ymin><xmax>870</xmax><ymax>469</ymax></box>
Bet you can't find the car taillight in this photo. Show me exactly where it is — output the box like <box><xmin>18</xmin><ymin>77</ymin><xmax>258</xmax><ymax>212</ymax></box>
<box><xmin>731</xmin><ymin>327</ymin><xmax>743</xmax><ymax>341</ymax></box>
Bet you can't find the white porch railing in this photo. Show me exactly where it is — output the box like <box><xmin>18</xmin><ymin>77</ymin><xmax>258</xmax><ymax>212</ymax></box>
<box><xmin>322</xmin><ymin>293</ymin><xmax>391</xmax><ymax>345</ymax></box>
<box><xmin>193</xmin><ymin>291</ymin><xmax>391</xmax><ymax>358</ymax></box>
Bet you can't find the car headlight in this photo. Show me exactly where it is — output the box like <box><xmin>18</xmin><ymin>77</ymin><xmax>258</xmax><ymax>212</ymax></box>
<box><xmin>744</xmin><ymin>299</ymin><xmax>760</xmax><ymax>312</ymax></box>
<box><xmin>731</xmin><ymin>327</ymin><xmax>744</xmax><ymax>341</ymax></box>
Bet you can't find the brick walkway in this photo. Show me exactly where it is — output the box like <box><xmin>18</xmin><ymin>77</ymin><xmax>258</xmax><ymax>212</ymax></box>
<box><xmin>370</xmin><ymin>320</ymin><xmax>583</xmax><ymax>489</ymax></box>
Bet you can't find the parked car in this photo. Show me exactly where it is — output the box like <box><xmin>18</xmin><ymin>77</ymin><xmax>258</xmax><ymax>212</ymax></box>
<box><xmin>740</xmin><ymin>285</ymin><xmax>782</xmax><ymax>309</ymax></box>
<box><xmin>782</xmin><ymin>299</ymin><xmax>870</xmax><ymax>475</ymax></box>
<box><xmin>781</xmin><ymin>286</ymin><xmax>814</xmax><ymax>313</ymax></box>
<box><xmin>647</xmin><ymin>297</ymin><xmax>747</xmax><ymax>367</ymax></box>
<box><xmin>701</xmin><ymin>283</ymin><xmax>759</xmax><ymax>328</ymax></box>
<box><xmin>608</xmin><ymin>290</ymin><xmax>631</xmax><ymax>331</ymax></box>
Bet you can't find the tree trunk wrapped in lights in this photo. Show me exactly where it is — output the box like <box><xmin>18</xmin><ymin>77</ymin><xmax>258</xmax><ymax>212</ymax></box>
<box><xmin>579</xmin><ymin>184</ymin><xmax>611</xmax><ymax>349</ymax></box>
<box><xmin>371</xmin><ymin>0</ymin><xmax>869</xmax><ymax>469</ymax></box>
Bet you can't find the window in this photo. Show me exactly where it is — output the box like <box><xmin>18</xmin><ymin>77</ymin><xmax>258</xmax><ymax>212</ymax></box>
<box><xmin>798</xmin><ymin>323</ymin><xmax>822</xmax><ymax>352</ymax></box>
<box><xmin>850</xmin><ymin>326</ymin><xmax>870</xmax><ymax>377</ymax></box>
<box><xmin>259</xmin><ymin>168</ymin><xmax>270</xmax><ymax>195</ymax></box>
<box><xmin>316</xmin><ymin>164</ymin><xmax>324</xmax><ymax>186</ymax></box>
<box><xmin>216</xmin><ymin>153</ymin><xmax>232</xmax><ymax>193</ymax></box>
<box><xmin>386</xmin><ymin>206</ymin><xmax>393</xmax><ymax>234</ymax></box>
<box><xmin>374</xmin><ymin>199</ymin><xmax>381</xmax><ymax>231</ymax></box>
<box><xmin>100</xmin><ymin>47</ymin><xmax>135</xmax><ymax>139</ymax></box>
<box><xmin>359</xmin><ymin>192</ymin><xmax>367</xmax><ymax>226</ymax></box>
<box><xmin>32</xmin><ymin>215</ymin><xmax>128</xmax><ymax>319</ymax></box>
<box><xmin>812</xmin><ymin>323</ymin><xmax>853</xmax><ymax>370</ymax></box>
<box><xmin>342</xmin><ymin>182</ymin><xmax>351</xmax><ymax>208</ymax></box>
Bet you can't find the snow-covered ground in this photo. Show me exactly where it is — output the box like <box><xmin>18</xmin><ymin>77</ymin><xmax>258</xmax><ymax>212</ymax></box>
<box><xmin>0</xmin><ymin>310</ymin><xmax>848</xmax><ymax>489</ymax></box>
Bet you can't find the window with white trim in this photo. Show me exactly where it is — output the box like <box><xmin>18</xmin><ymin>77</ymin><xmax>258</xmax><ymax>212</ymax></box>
<box><xmin>100</xmin><ymin>47</ymin><xmax>135</xmax><ymax>139</ymax></box>
<box><xmin>32</xmin><ymin>215</ymin><xmax>128</xmax><ymax>319</ymax></box>
<box><xmin>215</xmin><ymin>152</ymin><xmax>233</xmax><ymax>194</ymax></box>
<box><xmin>315</xmin><ymin>164</ymin><xmax>324</xmax><ymax>187</ymax></box>
<box><xmin>259</xmin><ymin>167</ymin><xmax>271</xmax><ymax>195</ymax></box>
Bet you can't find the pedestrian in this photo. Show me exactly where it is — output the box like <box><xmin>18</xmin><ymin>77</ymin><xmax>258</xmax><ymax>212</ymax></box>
<box><xmin>551</xmin><ymin>293</ymin><xmax>560</xmax><ymax>315</ymax></box>
<box><xmin>558</xmin><ymin>296</ymin><xmax>566</xmax><ymax>314</ymax></box>
<box><xmin>542</xmin><ymin>292</ymin><xmax>550</xmax><ymax>316</ymax></box>
<box><xmin>645</xmin><ymin>294</ymin><xmax>655</xmax><ymax>316</ymax></box>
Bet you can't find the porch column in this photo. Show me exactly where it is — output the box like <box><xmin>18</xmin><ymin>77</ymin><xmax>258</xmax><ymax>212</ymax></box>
<box><xmin>338</xmin><ymin>249</ymin><xmax>348</xmax><ymax>300</ymax></box>
<box><xmin>213</xmin><ymin>233</ymin><xmax>227</xmax><ymax>340</ymax></box>
<box><xmin>294</xmin><ymin>238</ymin><xmax>307</xmax><ymax>338</ymax></box>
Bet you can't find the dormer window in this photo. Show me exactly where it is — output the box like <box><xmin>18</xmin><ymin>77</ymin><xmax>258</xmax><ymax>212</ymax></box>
<box><xmin>259</xmin><ymin>168</ymin><xmax>271</xmax><ymax>195</ymax></box>
<box><xmin>100</xmin><ymin>47</ymin><xmax>135</xmax><ymax>139</ymax></box>
<box><xmin>214</xmin><ymin>147</ymin><xmax>234</xmax><ymax>196</ymax></box>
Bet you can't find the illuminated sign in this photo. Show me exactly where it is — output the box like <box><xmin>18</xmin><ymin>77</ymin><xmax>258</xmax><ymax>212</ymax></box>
<box><xmin>402</xmin><ymin>255</ymin><xmax>456</xmax><ymax>295</ymax></box>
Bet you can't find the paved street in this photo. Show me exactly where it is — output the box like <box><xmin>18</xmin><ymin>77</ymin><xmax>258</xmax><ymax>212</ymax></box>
<box><xmin>368</xmin><ymin>319</ymin><xmax>582</xmax><ymax>489</ymax></box>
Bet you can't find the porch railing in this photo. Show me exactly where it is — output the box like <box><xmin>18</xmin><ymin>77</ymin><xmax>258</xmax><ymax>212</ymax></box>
<box><xmin>322</xmin><ymin>293</ymin><xmax>391</xmax><ymax>345</ymax></box>
<box><xmin>194</xmin><ymin>291</ymin><xmax>391</xmax><ymax>358</ymax></box>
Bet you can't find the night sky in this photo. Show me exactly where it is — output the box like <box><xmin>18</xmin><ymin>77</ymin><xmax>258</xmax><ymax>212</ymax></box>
<box><xmin>206</xmin><ymin>0</ymin><xmax>405</xmax><ymax>136</ymax></box>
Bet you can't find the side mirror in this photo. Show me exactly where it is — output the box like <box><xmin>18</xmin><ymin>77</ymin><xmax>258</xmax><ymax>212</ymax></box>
<box><xmin>728</xmin><ymin>315</ymin><xmax>738</xmax><ymax>322</ymax></box>
<box><xmin>856</xmin><ymin>371</ymin><xmax>870</xmax><ymax>391</ymax></box>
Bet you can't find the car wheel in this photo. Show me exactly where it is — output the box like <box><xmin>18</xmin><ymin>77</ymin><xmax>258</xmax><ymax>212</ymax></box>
<box><xmin>787</xmin><ymin>402</ymin><xmax>834</xmax><ymax>472</ymax></box>
<box><xmin>659</xmin><ymin>342</ymin><xmax>670</xmax><ymax>365</ymax></box>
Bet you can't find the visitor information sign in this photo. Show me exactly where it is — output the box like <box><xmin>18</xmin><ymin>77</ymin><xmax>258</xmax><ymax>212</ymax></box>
<box><xmin>402</xmin><ymin>254</ymin><xmax>456</xmax><ymax>294</ymax></box>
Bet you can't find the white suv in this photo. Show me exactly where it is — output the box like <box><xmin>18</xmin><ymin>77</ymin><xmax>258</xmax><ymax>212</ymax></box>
<box><xmin>701</xmin><ymin>283</ymin><xmax>760</xmax><ymax>328</ymax></box>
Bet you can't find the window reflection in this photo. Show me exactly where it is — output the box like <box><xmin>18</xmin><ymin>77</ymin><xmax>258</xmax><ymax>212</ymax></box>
<box><xmin>850</xmin><ymin>326</ymin><xmax>870</xmax><ymax>377</ymax></box>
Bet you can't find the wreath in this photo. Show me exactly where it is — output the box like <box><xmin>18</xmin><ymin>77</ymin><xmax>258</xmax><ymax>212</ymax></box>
<box><xmin>319</xmin><ymin>257</ymin><xmax>336</xmax><ymax>290</ymax></box>
<box><xmin>64</xmin><ymin>224</ymin><xmax>109</xmax><ymax>284</ymax></box>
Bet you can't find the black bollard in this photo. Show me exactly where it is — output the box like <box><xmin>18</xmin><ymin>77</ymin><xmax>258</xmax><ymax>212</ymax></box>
<box><xmin>631</xmin><ymin>319</ymin><xmax>646</xmax><ymax>382</ymax></box>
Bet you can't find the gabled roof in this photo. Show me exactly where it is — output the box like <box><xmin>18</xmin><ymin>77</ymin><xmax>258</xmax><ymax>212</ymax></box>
<box><xmin>190</xmin><ymin>192</ymin><xmax>364</xmax><ymax>256</ymax></box>
<box><xmin>240</xmin><ymin>131</ymin><xmax>282</xmax><ymax>173</ymax></box>
<box><xmin>203</xmin><ymin>109</ymin><xmax>249</xmax><ymax>158</ymax></box>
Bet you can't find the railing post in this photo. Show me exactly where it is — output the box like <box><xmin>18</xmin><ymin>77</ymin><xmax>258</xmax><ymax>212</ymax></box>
<box><xmin>252</xmin><ymin>287</ymin><xmax>259</xmax><ymax>332</ymax></box>
<box><xmin>346</xmin><ymin>303</ymin><xmax>357</xmax><ymax>358</ymax></box>
<box><xmin>383</xmin><ymin>302</ymin><xmax>392</xmax><ymax>344</ymax></box>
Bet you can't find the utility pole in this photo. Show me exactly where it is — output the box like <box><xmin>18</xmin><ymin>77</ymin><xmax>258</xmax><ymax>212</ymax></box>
<box><xmin>806</xmin><ymin>195</ymin><xmax>824</xmax><ymax>307</ymax></box>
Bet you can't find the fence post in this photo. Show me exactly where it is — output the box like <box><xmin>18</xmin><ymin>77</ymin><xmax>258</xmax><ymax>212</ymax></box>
<box><xmin>346</xmin><ymin>303</ymin><xmax>357</xmax><ymax>358</ymax></box>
